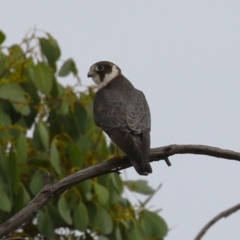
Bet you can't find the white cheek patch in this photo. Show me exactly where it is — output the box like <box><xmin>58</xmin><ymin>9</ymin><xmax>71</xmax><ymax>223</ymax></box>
<box><xmin>92</xmin><ymin>75</ymin><xmax>101</xmax><ymax>85</ymax></box>
<box><xmin>98</xmin><ymin>65</ymin><xmax>119</xmax><ymax>88</ymax></box>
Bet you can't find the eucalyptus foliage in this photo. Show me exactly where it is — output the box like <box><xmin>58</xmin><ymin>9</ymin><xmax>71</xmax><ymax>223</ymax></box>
<box><xmin>0</xmin><ymin>30</ymin><xmax>168</xmax><ymax>239</ymax></box>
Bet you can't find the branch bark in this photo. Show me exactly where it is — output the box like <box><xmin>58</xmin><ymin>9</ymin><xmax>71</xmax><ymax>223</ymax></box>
<box><xmin>194</xmin><ymin>203</ymin><xmax>240</xmax><ymax>240</ymax></box>
<box><xmin>0</xmin><ymin>144</ymin><xmax>240</xmax><ymax>238</ymax></box>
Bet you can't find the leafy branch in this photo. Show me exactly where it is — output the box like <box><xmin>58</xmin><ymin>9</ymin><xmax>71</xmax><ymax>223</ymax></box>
<box><xmin>1</xmin><ymin>144</ymin><xmax>240</xmax><ymax>238</ymax></box>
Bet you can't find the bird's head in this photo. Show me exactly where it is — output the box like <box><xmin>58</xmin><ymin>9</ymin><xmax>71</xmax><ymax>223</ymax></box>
<box><xmin>87</xmin><ymin>61</ymin><xmax>121</xmax><ymax>88</ymax></box>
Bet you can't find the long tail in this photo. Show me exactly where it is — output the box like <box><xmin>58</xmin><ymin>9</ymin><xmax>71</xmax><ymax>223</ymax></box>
<box><xmin>130</xmin><ymin>160</ymin><xmax>152</xmax><ymax>175</ymax></box>
<box><xmin>130</xmin><ymin>130</ymin><xmax>152</xmax><ymax>175</ymax></box>
<box><xmin>107</xmin><ymin>128</ymin><xmax>152</xmax><ymax>175</ymax></box>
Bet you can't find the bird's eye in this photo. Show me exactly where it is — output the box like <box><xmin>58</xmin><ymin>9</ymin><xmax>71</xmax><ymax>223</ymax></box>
<box><xmin>95</xmin><ymin>65</ymin><xmax>104</xmax><ymax>71</ymax></box>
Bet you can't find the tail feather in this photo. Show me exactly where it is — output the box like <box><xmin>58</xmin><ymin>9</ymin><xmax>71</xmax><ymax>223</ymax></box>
<box><xmin>131</xmin><ymin>160</ymin><xmax>152</xmax><ymax>175</ymax></box>
<box><xmin>107</xmin><ymin>128</ymin><xmax>152</xmax><ymax>175</ymax></box>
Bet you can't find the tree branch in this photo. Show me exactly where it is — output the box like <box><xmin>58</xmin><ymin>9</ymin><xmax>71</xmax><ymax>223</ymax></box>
<box><xmin>1</xmin><ymin>144</ymin><xmax>240</xmax><ymax>238</ymax></box>
<box><xmin>150</xmin><ymin>144</ymin><xmax>240</xmax><ymax>162</ymax></box>
<box><xmin>194</xmin><ymin>203</ymin><xmax>240</xmax><ymax>240</ymax></box>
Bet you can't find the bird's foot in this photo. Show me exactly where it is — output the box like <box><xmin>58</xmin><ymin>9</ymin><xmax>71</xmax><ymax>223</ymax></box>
<box><xmin>106</xmin><ymin>154</ymin><xmax>123</xmax><ymax>161</ymax></box>
<box><xmin>106</xmin><ymin>147</ymin><xmax>123</xmax><ymax>161</ymax></box>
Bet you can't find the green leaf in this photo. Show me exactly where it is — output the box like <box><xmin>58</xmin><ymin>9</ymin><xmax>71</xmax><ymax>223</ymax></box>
<box><xmin>87</xmin><ymin>202</ymin><xmax>100</xmax><ymax>231</ymax></box>
<box><xmin>140</xmin><ymin>210</ymin><xmax>168</xmax><ymax>238</ymax></box>
<box><xmin>98</xmin><ymin>174</ymin><xmax>110</xmax><ymax>186</ymax></box>
<box><xmin>39</xmin><ymin>35</ymin><xmax>61</xmax><ymax>69</ymax></box>
<box><xmin>37</xmin><ymin>210</ymin><xmax>55</xmax><ymax>238</ymax></box>
<box><xmin>94</xmin><ymin>182</ymin><xmax>109</xmax><ymax>207</ymax></box>
<box><xmin>78</xmin><ymin>179</ymin><xmax>92</xmax><ymax>200</ymax></box>
<box><xmin>119</xmin><ymin>198</ymin><xmax>131</xmax><ymax>209</ymax></box>
<box><xmin>78</xmin><ymin>128</ymin><xmax>100</xmax><ymax>157</ymax></box>
<box><xmin>0</xmin><ymin>187</ymin><xmax>11</xmax><ymax>212</ymax></box>
<box><xmin>38</xmin><ymin>121</ymin><xmax>49</xmax><ymax>149</ymax></box>
<box><xmin>9</xmin><ymin>45</ymin><xmax>24</xmax><ymax>63</ymax></box>
<box><xmin>33</xmin><ymin>121</ymin><xmax>49</xmax><ymax>150</ymax></box>
<box><xmin>0</xmin><ymin>30</ymin><xmax>6</xmax><ymax>44</ymax></box>
<box><xmin>21</xmin><ymin>80</ymin><xmax>40</xmax><ymax>128</ymax></box>
<box><xmin>60</xmin><ymin>100</ymin><xmax>69</xmax><ymax>115</ymax></box>
<box><xmin>124</xmin><ymin>180</ymin><xmax>154</xmax><ymax>195</ymax></box>
<box><xmin>74</xmin><ymin>103</ymin><xmax>88</xmax><ymax>134</ymax></box>
<box><xmin>0</xmin><ymin>83</ymin><xmax>30</xmax><ymax>115</ymax></box>
<box><xmin>99</xmin><ymin>207</ymin><xmax>113</xmax><ymax>235</ymax></box>
<box><xmin>50</xmin><ymin>76</ymin><xmax>63</xmax><ymax>97</ymax></box>
<box><xmin>127</xmin><ymin>222</ymin><xmax>144</xmax><ymax>240</ymax></box>
<box><xmin>0</xmin><ymin>146</ymin><xmax>8</xmax><ymax>176</ymax></box>
<box><xmin>48</xmin><ymin>109</ymin><xmax>62</xmax><ymax>135</ymax></box>
<box><xmin>0</xmin><ymin>53</ymin><xmax>6</xmax><ymax>75</ymax></box>
<box><xmin>115</xmin><ymin>227</ymin><xmax>122</xmax><ymax>240</ymax></box>
<box><xmin>98</xmin><ymin>174</ymin><xmax>121</xmax><ymax>204</ymax></box>
<box><xmin>85</xmin><ymin>192</ymin><xmax>93</xmax><ymax>201</ymax></box>
<box><xmin>73</xmin><ymin>201</ymin><xmax>89</xmax><ymax>231</ymax></box>
<box><xmin>108</xmin><ymin>188</ymin><xmax>120</xmax><ymax>204</ymax></box>
<box><xmin>68</xmin><ymin>142</ymin><xmax>83</xmax><ymax>168</ymax></box>
<box><xmin>21</xmin><ymin>182</ymin><xmax>31</xmax><ymax>205</ymax></box>
<box><xmin>79</xmin><ymin>179</ymin><xmax>92</xmax><ymax>193</ymax></box>
<box><xmin>0</xmin><ymin>106</ymin><xmax>11</xmax><ymax>142</ymax></box>
<box><xmin>12</xmin><ymin>182</ymin><xmax>30</xmax><ymax>212</ymax></box>
<box><xmin>16</xmin><ymin>131</ymin><xmax>28</xmax><ymax>163</ymax></box>
<box><xmin>68</xmin><ymin>193</ymin><xmax>78</xmax><ymax>209</ymax></box>
<box><xmin>29</xmin><ymin>62</ymin><xmax>53</xmax><ymax>94</ymax></box>
<box><xmin>28</xmin><ymin>157</ymin><xmax>50</xmax><ymax>168</ymax></box>
<box><xmin>8</xmin><ymin>150</ymin><xmax>20</xmax><ymax>194</ymax></box>
<box><xmin>47</xmin><ymin>204</ymin><xmax>65</xmax><ymax>225</ymax></box>
<box><xmin>50</xmin><ymin>141</ymin><xmax>61</xmax><ymax>175</ymax></box>
<box><xmin>99</xmin><ymin>236</ymin><xmax>109</xmax><ymax>240</ymax></box>
<box><xmin>67</xmin><ymin>103</ymin><xmax>88</xmax><ymax>140</ymax></box>
<box><xmin>58</xmin><ymin>196</ymin><xmax>72</xmax><ymax>225</ymax></box>
<box><xmin>111</xmin><ymin>173</ymin><xmax>123</xmax><ymax>194</ymax></box>
<box><xmin>58</xmin><ymin>58</ymin><xmax>78</xmax><ymax>77</ymax></box>
<box><xmin>30</xmin><ymin>170</ymin><xmax>44</xmax><ymax>196</ymax></box>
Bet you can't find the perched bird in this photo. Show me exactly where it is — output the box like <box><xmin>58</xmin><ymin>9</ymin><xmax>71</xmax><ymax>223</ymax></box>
<box><xmin>87</xmin><ymin>61</ymin><xmax>152</xmax><ymax>175</ymax></box>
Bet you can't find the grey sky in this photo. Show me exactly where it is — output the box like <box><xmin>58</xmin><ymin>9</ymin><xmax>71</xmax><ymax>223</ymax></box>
<box><xmin>1</xmin><ymin>1</ymin><xmax>240</xmax><ymax>239</ymax></box>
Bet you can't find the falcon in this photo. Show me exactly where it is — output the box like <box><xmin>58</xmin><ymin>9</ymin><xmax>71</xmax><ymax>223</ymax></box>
<box><xmin>87</xmin><ymin>61</ymin><xmax>152</xmax><ymax>175</ymax></box>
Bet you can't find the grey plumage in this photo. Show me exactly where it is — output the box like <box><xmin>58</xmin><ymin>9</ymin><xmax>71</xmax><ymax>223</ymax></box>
<box><xmin>88</xmin><ymin>61</ymin><xmax>152</xmax><ymax>175</ymax></box>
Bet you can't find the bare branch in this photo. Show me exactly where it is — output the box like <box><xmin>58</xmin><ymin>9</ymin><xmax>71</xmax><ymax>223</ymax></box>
<box><xmin>150</xmin><ymin>144</ymin><xmax>240</xmax><ymax>162</ymax></box>
<box><xmin>1</xmin><ymin>144</ymin><xmax>240</xmax><ymax>238</ymax></box>
<box><xmin>194</xmin><ymin>203</ymin><xmax>240</xmax><ymax>240</ymax></box>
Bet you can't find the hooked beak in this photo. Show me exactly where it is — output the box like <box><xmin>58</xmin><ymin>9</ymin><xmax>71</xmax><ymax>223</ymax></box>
<box><xmin>87</xmin><ymin>71</ymin><xmax>95</xmax><ymax>78</ymax></box>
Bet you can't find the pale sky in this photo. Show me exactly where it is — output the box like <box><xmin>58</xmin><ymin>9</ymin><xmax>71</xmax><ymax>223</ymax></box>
<box><xmin>1</xmin><ymin>1</ymin><xmax>240</xmax><ymax>239</ymax></box>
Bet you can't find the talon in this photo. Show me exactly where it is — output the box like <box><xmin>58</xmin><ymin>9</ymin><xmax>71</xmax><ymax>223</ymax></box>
<box><xmin>106</xmin><ymin>146</ymin><xmax>123</xmax><ymax>161</ymax></box>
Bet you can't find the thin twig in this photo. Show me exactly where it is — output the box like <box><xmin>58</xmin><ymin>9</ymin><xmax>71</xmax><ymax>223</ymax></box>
<box><xmin>194</xmin><ymin>203</ymin><xmax>240</xmax><ymax>240</ymax></box>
